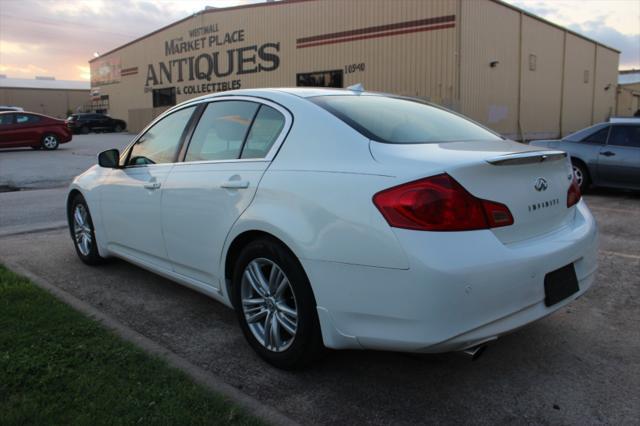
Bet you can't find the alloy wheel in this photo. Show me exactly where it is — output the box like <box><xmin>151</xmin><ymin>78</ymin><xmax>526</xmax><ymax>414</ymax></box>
<box><xmin>43</xmin><ymin>135</ymin><xmax>58</xmax><ymax>149</ymax></box>
<box><xmin>572</xmin><ymin>165</ymin><xmax>583</xmax><ymax>187</ymax></box>
<box><xmin>241</xmin><ymin>258</ymin><xmax>298</xmax><ymax>352</ymax></box>
<box><xmin>73</xmin><ymin>204</ymin><xmax>92</xmax><ymax>256</ymax></box>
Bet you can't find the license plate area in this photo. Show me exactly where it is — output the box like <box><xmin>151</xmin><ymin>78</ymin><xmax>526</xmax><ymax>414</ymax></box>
<box><xmin>544</xmin><ymin>263</ymin><xmax>579</xmax><ymax>307</ymax></box>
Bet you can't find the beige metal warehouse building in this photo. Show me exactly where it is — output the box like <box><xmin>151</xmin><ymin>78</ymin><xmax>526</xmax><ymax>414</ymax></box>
<box><xmin>89</xmin><ymin>0</ymin><xmax>619</xmax><ymax>138</ymax></box>
<box><xmin>0</xmin><ymin>78</ymin><xmax>90</xmax><ymax>119</ymax></box>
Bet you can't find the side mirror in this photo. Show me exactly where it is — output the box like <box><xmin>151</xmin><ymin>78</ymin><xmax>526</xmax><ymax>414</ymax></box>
<box><xmin>98</xmin><ymin>149</ymin><xmax>120</xmax><ymax>168</ymax></box>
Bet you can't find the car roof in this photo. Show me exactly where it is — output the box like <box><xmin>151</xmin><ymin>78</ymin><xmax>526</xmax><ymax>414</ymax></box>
<box><xmin>186</xmin><ymin>87</ymin><xmax>381</xmax><ymax>103</ymax></box>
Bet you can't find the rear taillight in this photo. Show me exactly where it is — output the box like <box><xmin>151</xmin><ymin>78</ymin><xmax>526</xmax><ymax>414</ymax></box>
<box><xmin>567</xmin><ymin>179</ymin><xmax>581</xmax><ymax>207</ymax></box>
<box><xmin>372</xmin><ymin>173</ymin><xmax>514</xmax><ymax>231</ymax></box>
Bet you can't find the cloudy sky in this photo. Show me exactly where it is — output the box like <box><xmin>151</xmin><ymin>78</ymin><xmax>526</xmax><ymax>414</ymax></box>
<box><xmin>0</xmin><ymin>0</ymin><xmax>638</xmax><ymax>81</ymax></box>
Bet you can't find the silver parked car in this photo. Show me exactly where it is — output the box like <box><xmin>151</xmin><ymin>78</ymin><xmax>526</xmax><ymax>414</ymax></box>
<box><xmin>530</xmin><ymin>122</ymin><xmax>640</xmax><ymax>192</ymax></box>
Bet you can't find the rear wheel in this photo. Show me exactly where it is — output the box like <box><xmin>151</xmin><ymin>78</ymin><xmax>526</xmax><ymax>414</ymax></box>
<box><xmin>41</xmin><ymin>134</ymin><xmax>59</xmax><ymax>150</ymax></box>
<box><xmin>81</xmin><ymin>126</ymin><xmax>89</xmax><ymax>134</ymax></box>
<box><xmin>69</xmin><ymin>194</ymin><xmax>104</xmax><ymax>265</ymax></box>
<box><xmin>572</xmin><ymin>161</ymin><xmax>590</xmax><ymax>193</ymax></box>
<box><xmin>232</xmin><ymin>238</ymin><xmax>324</xmax><ymax>369</ymax></box>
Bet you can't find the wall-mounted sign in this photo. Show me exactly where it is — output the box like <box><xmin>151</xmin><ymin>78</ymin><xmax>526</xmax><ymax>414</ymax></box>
<box><xmin>145</xmin><ymin>24</ymin><xmax>281</xmax><ymax>95</ymax></box>
<box><xmin>91</xmin><ymin>58</ymin><xmax>121</xmax><ymax>86</ymax></box>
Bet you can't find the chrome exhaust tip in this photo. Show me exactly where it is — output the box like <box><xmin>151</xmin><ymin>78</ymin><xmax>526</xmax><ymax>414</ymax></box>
<box><xmin>462</xmin><ymin>344</ymin><xmax>488</xmax><ymax>361</ymax></box>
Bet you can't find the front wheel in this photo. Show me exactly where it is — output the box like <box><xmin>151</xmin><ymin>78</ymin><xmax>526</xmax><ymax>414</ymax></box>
<box><xmin>113</xmin><ymin>124</ymin><xmax>123</xmax><ymax>132</ymax></box>
<box><xmin>41</xmin><ymin>134</ymin><xmax>59</xmax><ymax>150</ymax></box>
<box><xmin>69</xmin><ymin>194</ymin><xmax>104</xmax><ymax>265</ymax></box>
<box><xmin>232</xmin><ymin>238</ymin><xmax>324</xmax><ymax>369</ymax></box>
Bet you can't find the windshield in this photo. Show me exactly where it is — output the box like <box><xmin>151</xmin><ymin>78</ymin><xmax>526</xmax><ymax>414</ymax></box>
<box><xmin>310</xmin><ymin>95</ymin><xmax>502</xmax><ymax>144</ymax></box>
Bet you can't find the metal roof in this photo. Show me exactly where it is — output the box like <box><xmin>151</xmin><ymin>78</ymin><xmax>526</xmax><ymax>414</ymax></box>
<box><xmin>0</xmin><ymin>78</ymin><xmax>90</xmax><ymax>91</ymax></box>
<box><xmin>89</xmin><ymin>0</ymin><xmax>620</xmax><ymax>63</ymax></box>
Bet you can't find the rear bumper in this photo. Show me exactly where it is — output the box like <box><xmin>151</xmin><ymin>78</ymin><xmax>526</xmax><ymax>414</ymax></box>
<box><xmin>307</xmin><ymin>200</ymin><xmax>598</xmax><ymax>352</ymax></box>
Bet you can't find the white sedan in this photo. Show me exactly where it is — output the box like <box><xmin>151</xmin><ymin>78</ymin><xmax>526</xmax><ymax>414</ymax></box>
<box><xmin>67</xmin><ymin>88</ymin><xmax>598</xmax><ymax>369</ymax></box>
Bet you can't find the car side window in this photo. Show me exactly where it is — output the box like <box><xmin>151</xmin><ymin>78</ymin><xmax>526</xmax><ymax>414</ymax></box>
<box><xmin>15</xmin><ymin>114</ymin><xmax>41</xmax><ymax>124</ymax></box>
<box><xmin>241</xmin><ymin>105</ymin><xmax>286</xmax><ymax>159</ymax></box>
<box><xmin>184</xmin><ymin>101</ymin><xmax>259</xmax><ymax>162</ymax></box>
<box><xmin>581</xmin><ymin>127</ymin><xmax>609</xmax><ymax>144</ymax></box>
<box><xmin>127</xmin><ymin>106</ymin><xmax>196</xmax><ymax>166</ymax></box>
<box><xmin>608</xmin><ymin>126</ymin><xmax>640</xmax><ymax>148</ymax></box>
<box><xmin>0</xmin><ymin>114</ymin><xmax>15</xmax><ymax>125</ymax></box>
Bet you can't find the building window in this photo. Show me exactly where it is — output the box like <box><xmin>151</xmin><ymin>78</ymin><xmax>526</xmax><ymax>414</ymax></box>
<box><xmin>153</xmin><ymin>87</ymin><xmax>176</xmax><ymax>108</ymax></box>
<box><xmin>296</xmin><ymin>70</ymin><xmax>343</xmax><ymax>88</ymax></box>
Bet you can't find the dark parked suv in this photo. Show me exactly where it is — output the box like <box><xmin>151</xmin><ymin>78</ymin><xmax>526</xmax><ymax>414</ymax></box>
<box><xmin>66</xmin><ymin>113</ymin><xmax>127</xmax><ymax>134</ymax></box>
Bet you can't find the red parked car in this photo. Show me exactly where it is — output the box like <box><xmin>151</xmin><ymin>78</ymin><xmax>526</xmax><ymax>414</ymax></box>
<box><xmin>0</xmin><ymin>111</ymin><xmax>72</xmax><ymax>150</ymax></box>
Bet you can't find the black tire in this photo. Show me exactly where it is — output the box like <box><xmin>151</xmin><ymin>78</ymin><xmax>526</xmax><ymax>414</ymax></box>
<box><xmin>41</xmin><ymin>134</ymin><xmax>59</xmax><ymax>150</ymax></box>
<box><xmin>68</xmin><ymin>194</ymin><xmax>105</xmax><ymax>265</ymax></box>
<box><xmin>232</xmin><ymin>237</ymin><xmax>324</xmax><ymax>369</ymax></box>
<box><xmin>571</xmin><ymin>160</ymin><xmax>590</xmax><ymax>193</ymax></box>
<box><xmin>81</xmin><ymin>126</ymin><xmax>90</xmax><ymax>134</ymax></box>
<box><xmin>114</xmin><ymin>124</ymin><xmax>123</xmax><ymax>133</ymax></box>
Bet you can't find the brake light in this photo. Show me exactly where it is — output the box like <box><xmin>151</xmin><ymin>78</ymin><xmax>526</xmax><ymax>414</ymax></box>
<box><xmin>567</xmin><ymin>178</ymin><xmax>581</xmax><ymax>207</ymax></box>
<box><xmin>372</xmin><ymin>173</ymin><xmax>514</xmax><ymax>231</ymax></box>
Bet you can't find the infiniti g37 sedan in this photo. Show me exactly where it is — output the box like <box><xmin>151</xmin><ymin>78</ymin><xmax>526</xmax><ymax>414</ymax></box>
<box><xmin>67</xmin><ymin>88</ymin><xmax>597</xmax><ymax>369</ymax></box>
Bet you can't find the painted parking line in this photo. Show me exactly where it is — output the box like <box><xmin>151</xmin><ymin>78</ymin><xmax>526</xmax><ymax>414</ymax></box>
<box><xmin>601</xmin><ymin>250</ymin><xmax>640</xmax><ymax>261</ymax></box>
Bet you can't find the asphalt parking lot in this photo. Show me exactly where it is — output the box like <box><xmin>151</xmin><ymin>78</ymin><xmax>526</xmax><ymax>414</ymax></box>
<box><xmin>0</xmin><ymin>134</ymin><xmax>638</xmax><ymax>424</ymax></box>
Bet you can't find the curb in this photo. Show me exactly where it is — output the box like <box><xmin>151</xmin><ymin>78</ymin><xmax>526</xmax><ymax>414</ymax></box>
<box><xmin>1</xmin><ymin>258</ymin><xmax>299</xmax><ymax>426</ymax></box>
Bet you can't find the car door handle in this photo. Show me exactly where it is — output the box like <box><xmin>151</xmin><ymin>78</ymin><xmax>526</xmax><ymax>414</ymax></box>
<box><xmin>221</xmin><ymin>180</ymin><xmax>250</xmax><ymax>189</ymax></box>
<box><xmin>600</xmin><ymin>151</ymin><xmax>616</xmax><ymax>157</ymax></box>
<box><xmin>143</xmin><ymin>181</ymin><xmax>161</xmax><ymax>190</ymax></box>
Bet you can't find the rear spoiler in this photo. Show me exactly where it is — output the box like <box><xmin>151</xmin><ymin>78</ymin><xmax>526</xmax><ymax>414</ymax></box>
<box><xmin>486</xmin><ymin>150</ymin><xmax>566</xmax><ymax>166</ymax></box>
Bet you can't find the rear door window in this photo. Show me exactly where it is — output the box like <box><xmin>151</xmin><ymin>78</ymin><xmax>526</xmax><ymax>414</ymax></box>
<box><xmin>15</xmin><ymin>114</ymin><xmax>40</xmax><ymax>124</ymax></box>
<box><xmin>185</xmin><ymin>101</ymin><xmax>259</xmax><ymax>162</ymax></box>
<box><xmin>608</xmin><ymin>125</ymin><xmax>640</xmax><ymax>148</ymax></box>
<box><xmin>241</xmin><ymin>105</ymin><xmax>286</xmax><ymax>159</ymax></box>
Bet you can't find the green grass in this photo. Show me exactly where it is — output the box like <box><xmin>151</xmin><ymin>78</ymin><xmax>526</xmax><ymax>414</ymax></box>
<box><xmin>0</xmin><ymin>265</ymin><xmax>264</xmax><ymax>426</ymax></box>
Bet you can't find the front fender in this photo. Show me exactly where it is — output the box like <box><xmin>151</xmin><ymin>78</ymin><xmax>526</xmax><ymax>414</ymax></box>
<box><xmin>67</xmin><ymin>165</ymin><xmax>110</xmax><ymax>257</ymax></box>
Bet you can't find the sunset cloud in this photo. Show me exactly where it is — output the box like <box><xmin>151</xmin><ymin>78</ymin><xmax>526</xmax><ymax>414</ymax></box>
<box><xmin>504</xmin><ymin>0</ymin><xmax>640</xmax><ymax>68</ymax></box>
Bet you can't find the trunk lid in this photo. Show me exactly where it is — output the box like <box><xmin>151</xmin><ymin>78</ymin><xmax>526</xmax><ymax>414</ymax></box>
<box><xmin>370</xmin><ymin>140</ymin><xmax>576</xmax><ymax>244</ymax></box>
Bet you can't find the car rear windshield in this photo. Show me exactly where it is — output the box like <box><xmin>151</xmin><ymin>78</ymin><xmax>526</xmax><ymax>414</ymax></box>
<box><xmin>564</xmin><ymin>123</ymin><xmax>607</xmax><ymax>142</ymax></box>
<box><xmin>310</xmin><ymin>95</ymin><xmax>502</xmax><ymax>144</ymax></box>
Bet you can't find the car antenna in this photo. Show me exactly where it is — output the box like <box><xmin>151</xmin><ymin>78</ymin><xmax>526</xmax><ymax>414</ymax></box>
<box><xmin>347</xmin><ymin>83</ymin><xmax>364</xmax><ymax>93</ymax></box>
